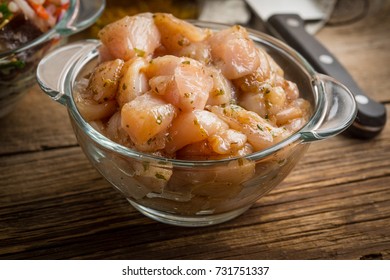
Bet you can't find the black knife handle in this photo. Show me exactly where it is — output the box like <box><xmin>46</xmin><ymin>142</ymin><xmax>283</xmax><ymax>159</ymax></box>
<box><xmin>267</xmin><ymin>14</ymin><xmax>386</xmax><ymax>139</ymax></box>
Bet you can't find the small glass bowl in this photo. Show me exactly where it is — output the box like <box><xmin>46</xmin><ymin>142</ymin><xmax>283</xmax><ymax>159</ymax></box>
<box><xmin>36</xmin><ymin>22</ymin><xmax>357</xmax><ymax>227</ymax></box>
<box><xmin>0</xmin><ymin>0</ymin><xmax>105</xmax><ymax>118</ymax></box>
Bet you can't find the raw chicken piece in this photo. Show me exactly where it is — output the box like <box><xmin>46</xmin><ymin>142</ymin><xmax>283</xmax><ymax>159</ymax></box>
<box><xmin>208</xmin><ymin>25</ymin><xmax>260</xmax><ymax>79</ymax></box>
<box><xmin>144</xmin><ymin>55</ymin><xmax>183</xmax><ymax>78</ymax></box>
<box><xmin>164</xmin><ymin>59</ymin><xmax>213</xmax><ymax>111</ymax></box>
<box><xmin>209</xmin><ymin>129</ymin><xmax>247</xmax><ymax>155</ymax></box>
<box><xmin>176</xmin><ymin>41</ymin><xmax>211</xmax><ymax>64</ymax></box>
<box><xmin>238</xmin><ymin>91</ymin><xmax>268</xmax><ymax>119</ymax></box>
<box><xmin>235</xmin><ymin>48</ymin><xmax>285</xmax><ymax>89</ymax></box>
<box><xmin>117</xmin><ymin>57</ymin><xmax>149</xmax><ymax>107</ymax></box>
<box><xmin>74</xmin><ymin>91</ymin><xmax>117</xmax><ymax>121</ymax></box>
<box><xmin>105</xmin><ymin>112</ymin><xmax>133</xmax><ymax>147</ymax></box>
<box><xmin>98</xmin><ymin>13</ymin><xmax>160</xmax><ymax>61</ymax></box>
<box><xmin>206</xmin><ymin>66</ymin><xmax>236</xmax><ymax>106</ymax></box>
<box><xmin>153</xmin><ymin>13</ymin><xmax>210</xmax><ymax>53</ymax></box>
<box><xmin>87</xmin><ymin>59</ymin><xmax>124</xmax><ymax>103</ymax></box>
<box><xmin>209</xmin><ymin>104</ymin><xmax>288</xmax><ymax>151</ymax></box>
<box><xmin>165</xmin><ymin>110</ymin><xmax>228</xmax><ymax>153</ymax></box>
<box><xmin>147</xmin><ymin>56</ymin><xmax>213</xmax><ymax>112</ymax></box>
<box><xmin>121</xmin><ymin>92</ymin><xmax>177</xmax><ymax>151</ymax></box>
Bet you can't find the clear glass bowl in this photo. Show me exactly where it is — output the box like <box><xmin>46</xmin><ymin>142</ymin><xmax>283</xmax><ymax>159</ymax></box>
<box><xmin>0</xmin><ymin>0</ymin><xmax>105</xmax><ymax>118</ymax></box>
<box><xmin>36</xmin><ymin>22</ymin><xmax>357</xmax><ymax>227</ymax></box>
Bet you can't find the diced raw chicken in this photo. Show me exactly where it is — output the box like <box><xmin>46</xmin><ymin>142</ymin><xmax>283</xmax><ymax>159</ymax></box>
<box><xmin>71</xmin><ymin>12</ymin><xmax>315</xmax><ymax>219</ymax></box>
<box><xmin>117</xmin><ymin>57</ymin><xmax>149</xmax><ymax>107</ymax></box>
<box><xmin>147</xmin><ymin>56</ymin><xmax>213</xmax><ymax>112</ymax></box>
<box><xmin>237</xmin><ymin>79</ymin><xmax>289</xmax><ymax>118</ymax></box>
<box><xmin>74</xmin><ymin>91</ymin><xmax>117</xmax><ymax>121</ymax></box>
<box><xmin>153</xmin><ymin>13</ymin><xmax>210</xmax><ymax>53</ymax></box>
<box><xmin>233</xmin><ymin>48</ymin><xmax>285</xmax><ymax>94</ymax></box>
<box><xmin>165</xmin><ymin>110</ymin><xmax>228</xmax><ymax>153</ymax></box>
<box><xmin>209</xmin><ymin>129</ymin><xmax>247</xmax><ymax>155</ymax></box>
<box><xmin>277</xmin><ymin>98</ymin><xmax>311</xmax><ymax>129</ymax></box>
<box><xmin>98</xmin><ymin>45</ymin><xmax>114</xmax><ymax>62</ymax></box>
<box><xmin>206</xmin><ymin>66</ymin><xmax>236</xmax><ymax>106</ymax></box>
<box><xmin>238</xmin><ymin>91</ymin><xmax>268</xmax><ymax>119</ymax></box>
<box><xmin>275</xmin><ymin>107</ymin><xmax>303</xmax><ymax>126</ymax></box>
<box><xmin>75</xmin><ymin>12</ymin><xmax>310</xmax><ymax>163</ymax></box>
<box><xmin>177</xmin><ymin>140</ymin><xmax>253</xmax><ymax>161</ymax></box>
<box><xmin>105</xmin><ymin>112</ymin><xmax>134</xmax><ymax>147</ymax></box>
<box><xmin>264</xmin><ymin>85</ymin><xmax>287</xmax><ymax>115</ymax></box>
<box><xmin>121</xmin><ymin>92</ymin><xmax>177</xmax><ymax>151</ymax></box>
<box><xmin>208</xmin><ymin>25</ymin><xmax>260</xmax><ymax>79</ymax></box>
<box><xmin>165</xmin><ymin>59</ymin><xmax>213</xmax><ymax>111</ymax></box>
<box><xmin>87</xmin><ymin>59</ymin><xmax>124</xmax><ymax>103</ymax></box>
<box><xmin>149</xmin><ymin>75</ymin><xmax>172</xmax><ymax>97</ymax></box>
<box><xmin>209</xmin><ymin>104</ymin><xmax>288</xmax><ymax>151</ymax></box>
<box><xmin>282</xmin><ymin>80</ymin><xmax>300</xmax><ymax>101</ymax></box>
<box><xmin>176</xmin><ymin>140</ymin><xmax>215</xmax><ymax>160</ymax></box>
<box><xmin>144</xmin><ymin>55</ymin><xmax>183</xmax><ymax>78</ymax></box>
<box><xmin>98</xmin><ymin>13</ymin><xmax>160</xmax><ymax>61</ymax></box>
<box><xmin>176</xmin><ymin>41</ymin><xmax>211</xmax><ymax>64</ymax></box>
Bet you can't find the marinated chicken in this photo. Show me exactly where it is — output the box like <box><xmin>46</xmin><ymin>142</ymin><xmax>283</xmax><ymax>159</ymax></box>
<box><xmin>75</xmin><ymin>13</ymin><xmax>311</xmax><ymax>161</ymax></box>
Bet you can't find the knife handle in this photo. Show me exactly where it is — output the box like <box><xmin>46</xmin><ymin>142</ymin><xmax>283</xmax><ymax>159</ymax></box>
<box><xmin>267</xmin><ymin>14</ymin><xmax>386</xmax><ymax>139</ymax></box>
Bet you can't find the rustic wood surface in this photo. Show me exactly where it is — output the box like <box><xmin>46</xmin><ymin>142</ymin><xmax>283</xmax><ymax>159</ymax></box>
<box><xmin>0</xmin><ymin>3</ymin><xmax>389</xmax><ymax>260</ymax></box>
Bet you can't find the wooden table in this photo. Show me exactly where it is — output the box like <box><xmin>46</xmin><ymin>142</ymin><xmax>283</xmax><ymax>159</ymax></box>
<box><xmin>1</xmin><ymin>4</ymin><xmax>389</xmax><ymax>260</ymax></box>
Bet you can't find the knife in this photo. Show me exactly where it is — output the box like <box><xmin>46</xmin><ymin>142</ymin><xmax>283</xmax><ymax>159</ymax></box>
<box><xmin>246</xmin><ymin>0</ymin><xmax>387</xmax><ymax>139</ymax></box>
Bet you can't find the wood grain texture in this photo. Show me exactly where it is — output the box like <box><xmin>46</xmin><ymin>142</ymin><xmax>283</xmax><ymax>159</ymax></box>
<box><xmin>316</xmin><ymin>1</ymin><xmax>390</xmax><ymax>103</ymax></box>
<box><xmin>0</xmin><ymin>85</ymin><xmax>77</xmax><ymax>156</ymax></box>
<box><xmin>0</xmin><ymin>3</ymin><xmax>389</xmax><ymax>260</ymax></box>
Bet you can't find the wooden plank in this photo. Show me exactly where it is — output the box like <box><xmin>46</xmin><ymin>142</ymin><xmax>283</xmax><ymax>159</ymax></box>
<box><xmin>1</xmin><ymin>175</ymin><xmax>389</xmax><ymax>260</ymax></box>
<box><xmin>0</xmin><ymin>85</ymin><xmax>77</xmax><ymax>156</ymax></box>
<box><xmin>0</xmin><ymin>104</ymin><xmax>389</xmax><ymax>259</ymax></box>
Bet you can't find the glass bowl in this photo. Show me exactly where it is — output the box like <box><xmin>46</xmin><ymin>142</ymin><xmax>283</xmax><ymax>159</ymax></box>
<box><xmin>36</xmin><ymin>21</ymin><xmax>357</xmax><ymax>227</ymax></box>
<box><xmin>0</xmin><ymin>0</ymin><xmax>105</xmax><ymax>118</ymax></box>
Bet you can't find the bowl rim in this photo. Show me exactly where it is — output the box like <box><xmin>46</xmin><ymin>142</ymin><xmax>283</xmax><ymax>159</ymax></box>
<box><xmin>65</xmin><ymin>21</ymin><xmax>324</xmax><ymax>167</ymax></box>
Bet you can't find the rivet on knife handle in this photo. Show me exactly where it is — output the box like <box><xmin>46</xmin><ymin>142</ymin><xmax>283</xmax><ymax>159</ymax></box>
<box><xmin>267</xmin><ymin>14</ymin><xmax>387</xmax><ymax>139</ymax></box>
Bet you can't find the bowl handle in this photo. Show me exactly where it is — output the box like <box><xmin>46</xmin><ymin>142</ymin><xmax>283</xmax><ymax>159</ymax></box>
<box><xmin>36</xmin><ymin>40</ymin><xmax>99</xmax><ymax>105</ymax></box>
<box><xmin>56</xmin><ymin>0</ymin><xmax>105</xmax><ymax>35</ymax></box>
<box><xmin>300</xmin><ymin>74</ymin><xmax>358</xmax><ymax>142</ymax></box>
